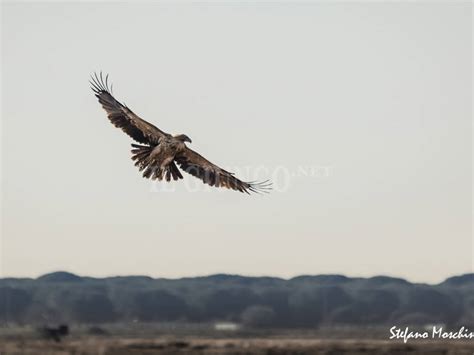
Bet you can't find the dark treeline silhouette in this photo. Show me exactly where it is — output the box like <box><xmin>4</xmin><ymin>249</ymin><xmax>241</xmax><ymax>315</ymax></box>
<box><xmin>38</xmin><ymin>324</ymin><xmax>69</xmax><ymax>342</ymax></box>
<box><xmin>0</xmin><ymin>272</ymin><xmax>473</xmax><ymax>328</ymax></box>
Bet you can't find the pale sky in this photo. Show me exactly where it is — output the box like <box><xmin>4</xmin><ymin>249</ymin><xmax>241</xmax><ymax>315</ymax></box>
<box><xmin>1</xmin><ymin>2</ymin><xmax>472</xmax><ymax>283</ymax></box>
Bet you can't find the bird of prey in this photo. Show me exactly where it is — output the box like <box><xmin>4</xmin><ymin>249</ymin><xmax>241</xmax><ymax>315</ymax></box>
<box><xmin>90</xmin><ymin>73</ymin><xmax>271</xmax><ymax>194</ymax></box>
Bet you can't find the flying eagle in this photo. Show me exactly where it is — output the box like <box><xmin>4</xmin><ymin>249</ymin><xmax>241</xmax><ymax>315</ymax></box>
<box><xmin>90</xmin><ymin>73</ymin><xmax>271</xmax><ymax>194</ymax></box>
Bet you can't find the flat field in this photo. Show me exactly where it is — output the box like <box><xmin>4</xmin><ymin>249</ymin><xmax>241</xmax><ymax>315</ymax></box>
<box><xmin>0</xmin><ymin>337</ymin><xmax>472</xmax><ymax>355</ymax></box>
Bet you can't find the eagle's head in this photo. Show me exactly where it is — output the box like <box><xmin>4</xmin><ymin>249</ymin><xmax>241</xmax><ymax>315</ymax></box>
<box><xmin>175</xmin><ymin>134</ymin><xmax>192</xmax><ymax>144</ymax></box>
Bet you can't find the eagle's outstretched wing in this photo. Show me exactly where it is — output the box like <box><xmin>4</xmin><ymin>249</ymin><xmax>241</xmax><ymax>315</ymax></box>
<box><xmin>90</xmin><ymin>72</ymin><xmax>169</xmax><ymax>145</ymax></box>
<box><xmin>175</xmin><ymin>147</ymin><xmax>271</xmax><ymax>194</ymax></box>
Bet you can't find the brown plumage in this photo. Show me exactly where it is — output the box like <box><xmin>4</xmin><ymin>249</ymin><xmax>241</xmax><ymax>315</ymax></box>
<box><xmin>90</xmin><ymin>72</ymin><xmax>271</xmax><ymax>194</ymax></box>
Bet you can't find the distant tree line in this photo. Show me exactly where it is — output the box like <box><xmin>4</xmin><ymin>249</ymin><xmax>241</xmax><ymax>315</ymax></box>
<box><xmin>0</xmin><ymin>272</ymin><xmax>473</xmax><ymax>328</ymax></box>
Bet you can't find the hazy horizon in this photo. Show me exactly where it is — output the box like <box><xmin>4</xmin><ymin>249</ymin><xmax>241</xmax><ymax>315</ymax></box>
<box><xmin>3</xmin><ymin>269</ymin><xmax>472</xmax><ymax>287</ymax></box>
<box><xmin>2</xmin><ymin>2</ymin><xmax>472</xmax><ymax>284</ymax></box>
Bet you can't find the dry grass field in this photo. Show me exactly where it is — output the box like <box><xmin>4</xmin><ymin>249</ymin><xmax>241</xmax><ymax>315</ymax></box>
<box><xmin>0</xmin><ymin>337</ymin><xmax>473</xmax><ymax>355</ymax></box>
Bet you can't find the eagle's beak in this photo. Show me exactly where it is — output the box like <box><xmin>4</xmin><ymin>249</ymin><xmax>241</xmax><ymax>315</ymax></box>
<box><xmin>187</xmin><ymin>138</ymin><xmax>192</xmax><ymax>143</ymax></box>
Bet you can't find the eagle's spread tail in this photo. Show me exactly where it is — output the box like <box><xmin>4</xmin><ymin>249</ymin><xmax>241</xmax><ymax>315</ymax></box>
<box><xmin>131</xmin><ymin>144</ymin><xmax>183</xmax><ymax>181</ymax></box>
